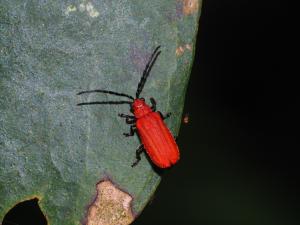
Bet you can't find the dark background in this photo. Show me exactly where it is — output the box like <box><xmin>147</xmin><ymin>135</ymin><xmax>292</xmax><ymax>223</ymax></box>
<box><xmin>3</xmin><ymin>0</ymin><xmax>297</xmax><ymax>225</ymax></box>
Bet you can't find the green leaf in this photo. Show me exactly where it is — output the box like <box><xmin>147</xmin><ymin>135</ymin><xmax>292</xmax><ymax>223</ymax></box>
<box><xmin>0</xmin><ymin>0</ymin><xmax>202</xmax><ymax>224</ymax></box>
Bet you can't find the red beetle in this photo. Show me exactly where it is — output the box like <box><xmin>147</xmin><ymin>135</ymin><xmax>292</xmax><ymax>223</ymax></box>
<box><xmin>77</xmin><ymin>46</ymin><xmax>180</xmax><ymax>168</ymax></box>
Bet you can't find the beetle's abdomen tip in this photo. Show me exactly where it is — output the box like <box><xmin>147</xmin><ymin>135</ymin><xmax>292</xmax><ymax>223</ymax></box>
<box><xmin>156</xmin><ymin>157</ymin><xmax>180</xmax><ymax>169</ymax></box>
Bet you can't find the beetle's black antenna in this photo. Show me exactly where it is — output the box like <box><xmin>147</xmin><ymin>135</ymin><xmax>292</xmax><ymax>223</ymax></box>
<box><xmin>77</xmin><ymin>101</ymin><xmax>132</xmax><ymax>106</ymax></box>
<box><xmin>136</xmin><ymin>46</ymin><xmax>161</xmax><ymax>98</ymax></box>
<box><xmin>77</xmin><ymin>89</ymin><xmax>134</xmax><ymax>100</ymax></box>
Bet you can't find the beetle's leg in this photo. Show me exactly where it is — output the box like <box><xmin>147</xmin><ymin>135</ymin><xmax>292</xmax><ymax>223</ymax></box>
<box><xmin>125</xmin><ymin>118</ymin><xmax>136</xmax><ymax>124</ymax></box>
<box><xmin>159</xmin><ymin>112</ymin><xmax>172</xmax><ymax>120</ymax></box>
<box><xmin>118</xmin><ymin>113</ymin><xmax>136</xmax><ymax>124</ymax></box>
<box><xmin>123</xmin><ymin>125</ymin><xmax>136</xmax><ymax>137</ymax></box>
<box><xmin>131</xmin><ymin>145</ymin><xmax>144</xmax><ymax>167</ymax></box>
<box><xmin>150</xmin><ymin>97</ymin><xmax>156</xmax><ymax>111</ymax></box>
<box><xmin>118</xmin><ymin>113</ymin><xmax>135</xmax><ymax>119</ymax></box>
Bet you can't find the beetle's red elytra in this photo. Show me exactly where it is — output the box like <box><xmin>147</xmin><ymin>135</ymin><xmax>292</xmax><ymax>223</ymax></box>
<box><xmin>77</xmin><ymin>46</ymin><xmax>180</xmax><ymax>168</ymax></box>
<box><xmin>133</xmin><ymin>99</ymin><xmax>180</xmax><ymax>168</ymax></box>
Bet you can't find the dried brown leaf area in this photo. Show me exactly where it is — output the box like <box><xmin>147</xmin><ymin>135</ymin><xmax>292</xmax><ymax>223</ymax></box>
<box><xmin>183</xmin><ymin>0</ymin><xmax>199</xmax><ymax>15</ymax></box>
<box><xmin>86</xmin><ymin>180</ymin><xmax>134</xmax><ymax>225</ymax></box>
<box><xmin>176</xmin><ymin>44</ymin><xmax>193</xmax><ymax>57</ymax></box>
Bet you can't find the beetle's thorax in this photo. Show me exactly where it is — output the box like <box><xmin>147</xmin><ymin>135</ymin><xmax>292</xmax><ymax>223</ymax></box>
<box><xmin>132</xmin><ymin>99</ymin><xmax>152</xmax><ymax>118</ymax></box>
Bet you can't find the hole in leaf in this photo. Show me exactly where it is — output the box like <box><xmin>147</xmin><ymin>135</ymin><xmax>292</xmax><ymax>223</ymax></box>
<box><xmin>2</xmin><ymin>198</ymin><xmax>47</xmax><ymax>225</ymax></box>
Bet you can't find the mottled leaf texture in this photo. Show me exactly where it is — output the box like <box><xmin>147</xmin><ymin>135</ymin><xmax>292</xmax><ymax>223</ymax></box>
<box><xmin>0</xmin><ymin>0</ymin><xmax>201</xmax><ymax>224</ymax></box>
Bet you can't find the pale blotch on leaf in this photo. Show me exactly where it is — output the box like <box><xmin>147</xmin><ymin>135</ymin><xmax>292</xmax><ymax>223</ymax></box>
<box><xmin>79</xmin><ymin>1</ymin><xmax>100</xmax><ymax>18</ymax></box>
<box><xmin>185</xmin><ymin>44</ymin><xmax>193</xmax><ymax>51</ymax></box>
<box><xmin>176</xmin><ymin>44</ymin><xmax>193</xmax><ymax>57</ymax></box>
<box><xmin>65</xmin><ymin>5</ymin><xmax>77</xmax><ymax>16</ymax></box>
<box><xmin>86</xmin><ymin>180</ymin><xmax>134</xmax><ymax>225</ymax></box>
<box><xmin>183</xmin><ymin>0</ymin><xmax>199</xmax><ymax>15</ymax></box>
<box><xmin>176</xmin><ymin>46</ymin><xmax>185</xmax><ymax>57</ymax></box>
<box><xmin>79</xmin><ymin>3</ymin><xmax>86</xmax><ymax>12</ymax></box>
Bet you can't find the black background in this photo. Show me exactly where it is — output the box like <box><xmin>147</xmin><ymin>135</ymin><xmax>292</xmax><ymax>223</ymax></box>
<box><xmin>3</xmin><ymin>0</ymin><xmax>297</xmax><ymax>225</ymax></box>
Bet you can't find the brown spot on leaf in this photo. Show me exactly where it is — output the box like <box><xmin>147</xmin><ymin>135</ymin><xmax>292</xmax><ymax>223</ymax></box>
<box><xmin>86</xmin><ymin>180</ymin><xmax>134</xmax><ymax>225</ymax></box>
<box><xmin>183</xmin><ymin>0</ymin><xmax>199</xmax><ymax>15</ymax></box>
<box><xmin>176</xmin><ymin>44</ymin><xmax>193</xmax><ymax>57</ymax></box>
<box><xmin>176</xmin><ymin>46</ymin><xmax>185</xmax><ymax>57</ymax></box>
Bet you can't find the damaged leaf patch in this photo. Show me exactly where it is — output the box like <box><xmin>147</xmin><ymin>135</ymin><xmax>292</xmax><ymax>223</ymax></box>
<box><xmin>86</xmin><ymin>180</ymin><xmax>134</xmax><ymax>225</ymax></box>
<box><xmin>176</xmin><ymin>44</ymin><xmax>193</xmax><ymax>57</ymax></box>
<box><xmin>183</xmin><ymin>0</ymin><xmax>199</xmax><ymax>15</ymax></box>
